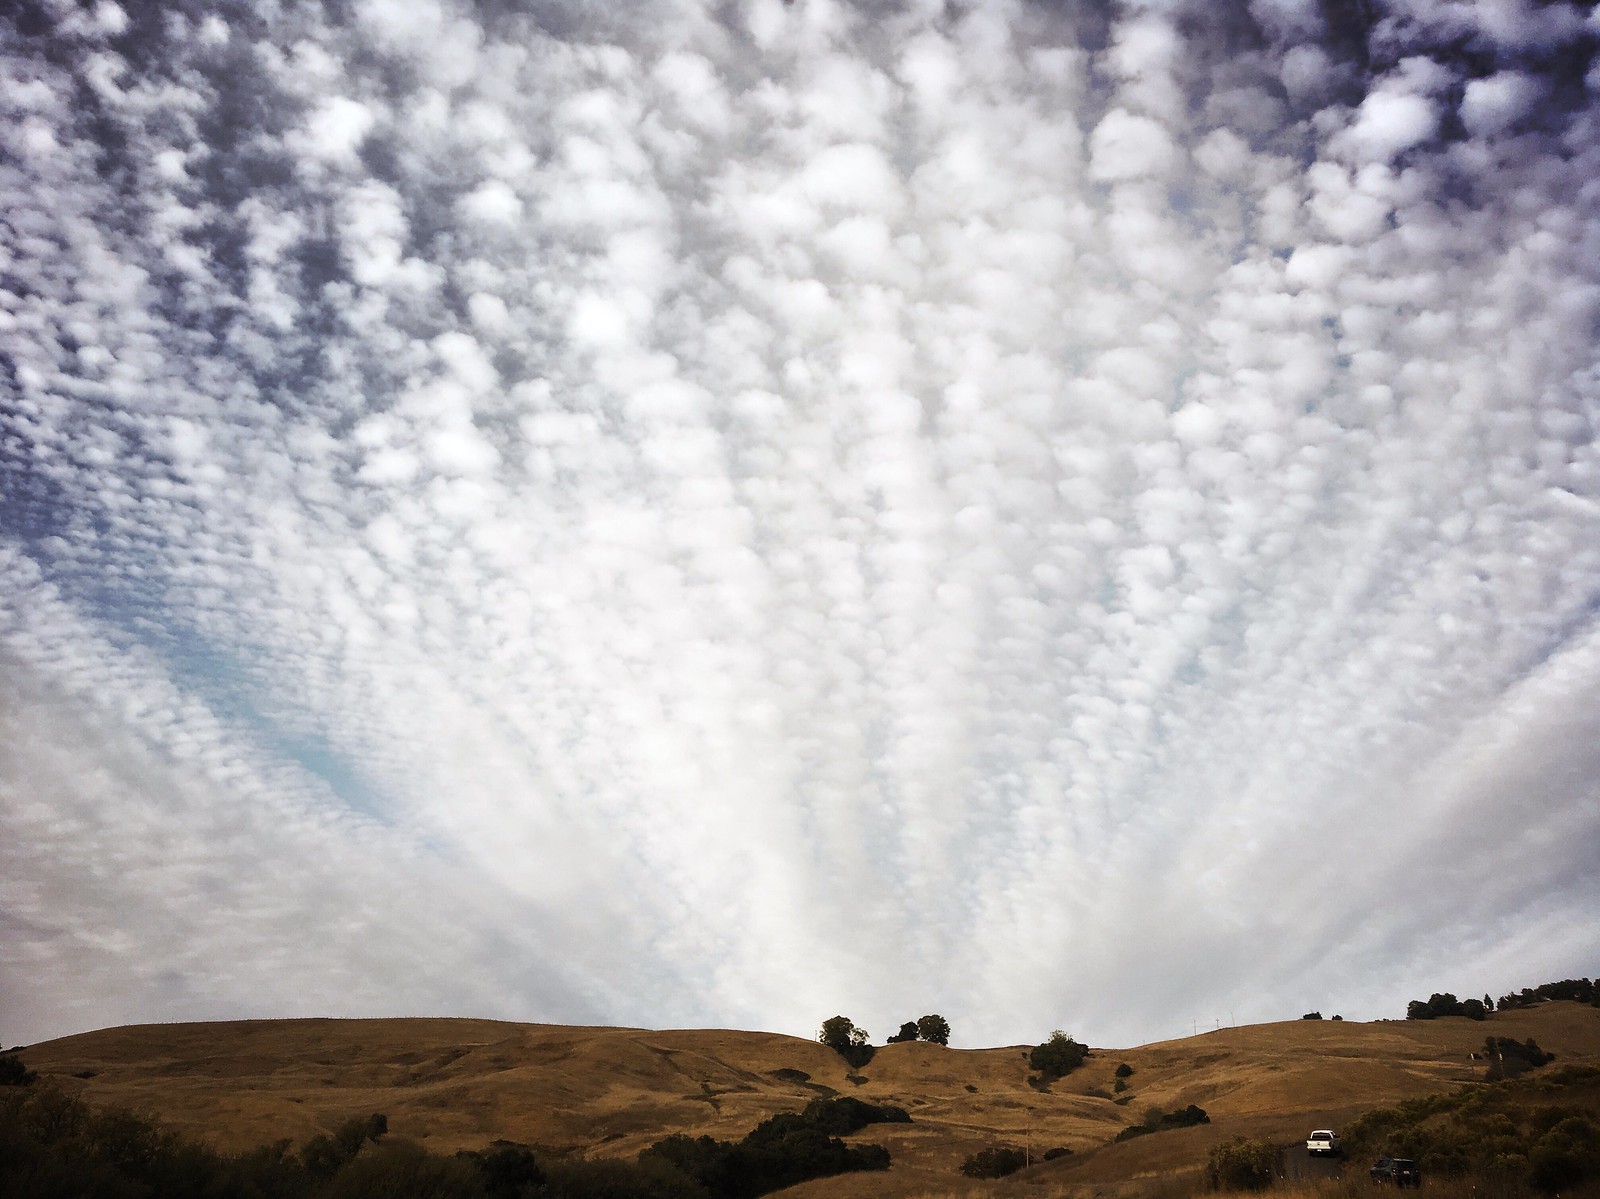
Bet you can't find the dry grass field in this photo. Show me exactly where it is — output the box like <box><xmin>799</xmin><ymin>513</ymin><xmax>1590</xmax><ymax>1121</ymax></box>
<box><xmin>18</xmin><ymin>1001</ymin><xmax>1600</xmax><ymax>1198</ymax></box>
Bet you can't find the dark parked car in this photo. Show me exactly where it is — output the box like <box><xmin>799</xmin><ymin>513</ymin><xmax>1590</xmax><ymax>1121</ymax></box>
<box><xmin>1370</xmin><ymin>1158</ymin><xmax>1422</xmax><ymax>1187</ymax></box>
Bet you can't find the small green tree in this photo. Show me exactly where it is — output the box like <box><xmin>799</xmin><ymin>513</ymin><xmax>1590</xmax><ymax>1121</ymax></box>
<box><xmin>887</xmin><ymin>1022</ymin><xmax>919</xmax><ymax>1044</ymax></box>
<box><xmin>1028</xmin><ymin>1031</ymin><xmax>1088</xmax><ymax>1083</ymax></box>
<box><xmin>916</xmin><ymin>1015</ymin><xmax>951</xmax><ymax>1046</ymax></box>
<box><xmin>1206</xmin><ymin>1136</ymin><xmax>1278</xmax><ymax>1190</ymax></box>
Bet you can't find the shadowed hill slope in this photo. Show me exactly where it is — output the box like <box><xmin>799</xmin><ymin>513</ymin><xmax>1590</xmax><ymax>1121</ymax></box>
<box><xmin>19</xmin><ymin>1002</ymin><xmax>1600</xmax><ymax>1194</ymax></box>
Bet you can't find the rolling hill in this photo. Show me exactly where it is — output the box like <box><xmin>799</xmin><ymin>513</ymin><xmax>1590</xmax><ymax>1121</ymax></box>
<box><xmin>16</xmin><ymin>1001</ymin><xmax>1600</xmax><ymax>1196</ymax></box>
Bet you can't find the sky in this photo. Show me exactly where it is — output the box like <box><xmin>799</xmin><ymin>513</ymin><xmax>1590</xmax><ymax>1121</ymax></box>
<box><xmin>2</xmin><ymin>0</ymin><xmax>1599</xmax><ymax>1054</ymax></box>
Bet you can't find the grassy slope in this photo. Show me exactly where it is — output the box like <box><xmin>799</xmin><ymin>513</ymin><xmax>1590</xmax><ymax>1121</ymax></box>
<box><xmin>19</xmin><ymin>1002</ymin><xmax>1600</xmax><ymax>1197</ymax></box>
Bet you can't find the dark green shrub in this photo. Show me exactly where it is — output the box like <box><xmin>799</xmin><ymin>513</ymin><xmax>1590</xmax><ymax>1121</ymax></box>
<box><xmin>1116</xmin><ymin>1105</ymin><xmax>1210</xmax><ymax>1142</ymax></box>
<box><xmin>1485</xmin><ymin>1037</ymin><xmax>1554</xmax><ymax>1081</ymax></box>
<box><xmin>1028</xmin><ymin>1031</ymin><xmax>1088</xmax><ymax>1083</ymax></box>
<box><xmin>1302</xmin><ymin>1012</ymin><xmax>1323</xmax><ymax>1020</ymax></box>
<box><xmin>301</xmin><ymin>1113</ymin><xmax>388</xmax><ymax>1179</ymax></box>
<box><xmin>799</xmin><ymin>1096</ymin><xmax>908</xmax><ymax>1135</ymax></box>
<box><xmin>641</xmin><ymin>1102</ymin><xmax>892</xmax><ymax>1199</ymax></box>
<box><xmin>461</xmin><ymin>1143</ymin><xmax>544</xmax><ymax>1199</ymax></box>
<box><xmin>0</xmin><ymin>1053</ymin><xmax>36</xmax><ymax>1087</ymax></box>
<box><xmin>321</xmin><ymin>1140</ymin><xmax>481</xmax><ymax>1199</ymax></box>
<box><xmin>887</xmin><ymin>1022</ymin><xmax>920</xmax><ymax>1044</ymax></box>
<box><xmin>1205</xmin><ymin>1137</ymin><xmax>1278</xmax><ymax>1190</ymax></box>
<box><xmin>1115</xmin><ymin>1062</ymin><xmax>1134</xmax><ymax>1078</ymax></box>
<box><xmin>960</xmin><ymin>1146</ymin><xmax>1028</xmax><ymax>1178</ymax></box>
<box><xmin>543</xmin><ymin>1155</ymin><xmax>708</xmax><ymax>1199</ymax></box>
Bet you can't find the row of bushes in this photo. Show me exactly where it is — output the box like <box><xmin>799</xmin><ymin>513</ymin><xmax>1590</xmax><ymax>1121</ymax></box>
<box><xmin>0</xmin><ymin>1077</ymin><xmax>900</xmax><ymax>1199</ymax></box>
<box><xmin>1339</xmin><ymin>1066</ymin><xmax>1600</xmax><ymax>1193</ymax></box>
<box><xmin>1114</xmin><ymin>1103</ymin><xmax>1210</xmax><ymax>1143</ymax></box>
<box><xmin>959</xmin><ymin>1144</ymin><xmax>1072</xmax><ymax>1179</ymax></box>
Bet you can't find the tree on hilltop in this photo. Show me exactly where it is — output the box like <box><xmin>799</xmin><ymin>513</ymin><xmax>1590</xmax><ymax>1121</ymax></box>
<box><xmin>887</xmin><ymin>1021</ymin><xmax>920</xmax><ymax>1044</ymax></box>
<box><xmin>818</xmin><ymin>1016</ymin><xmax>875</xmax><ymax>1069</ymax></box>
<box><xmin>916</xmin><ymin>1014</ymin><xmax>951</xmax><ymax>1045</ymax></box>
<box><xmin>1028</xmin><ymin>1031</ymin><xmax>1088</xmax><ymax>1083</ymax></box>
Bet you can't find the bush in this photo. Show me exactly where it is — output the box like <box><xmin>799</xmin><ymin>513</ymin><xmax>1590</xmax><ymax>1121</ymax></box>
<box><xmin>960</xmin><ymin>1146</ymin><xmax>1028</xmax><ymax>1178</ymax></box>
<box><xmin>798</xmin><ymin>1096</ymin><xmax>908</xmax><ymax>1135</ymax></box>
<box><xmin>0</xmin><ymin>1053</ymin><xmax>36</xmax><ymax>1088</ymax></box>
<box><xmin>461</xmin><ymin>1143</ymin><xmax>544</xmax><ymax>1199</ymax></box>
<box><xmin>887</xmin><ymin>1022</ymin><xmax>919</xmax><ymax>1044</ymax></box>
<box><xmin>1043</xmin><ymin>1146</ymin><xmax>1074</xmax><ymax>1161</ymax></box>
<box><xmin>1302</xmin><ymin>1012</ymin><xmax>1323</xmax><ymax>1020</ymax></box>
<box><xmin>1116</xmin><ymin>1105</ymin><xmax>1210</xmax><ymax>1143</ymax></box>
<box><xmin>1028</xmin><ymin>1031</ymin><xmax>1088</xmax><ymax>1083</ymax></box>
<box><xmin>322</xmin><ymin>1140</ymin><xmax>482</xmax><ymax>1199</ymax></box>
<box><xmin>301</xmin><ymin>1113</ymin><xmax>388</xmax><ymax>1179</ymax></box>
<box><xmin>1206</xmin><ymin>1136</ymin><xmax>1278</xmax><ymax>1190</ymax></box>
<box><xmin>1115</xmin><ymin>1063</ymin><xmax>1134</xmax><ymax>1078</ymax></box>
<box><xmin>1485</xmin><ymin>1037</ymin><xmax>1554</xmax><ymax>1081</ymax></box>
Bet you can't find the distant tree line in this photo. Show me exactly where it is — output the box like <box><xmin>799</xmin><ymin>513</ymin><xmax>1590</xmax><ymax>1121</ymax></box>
<box><xmin>0</xmin><ymin>1057</ymin><xmax>900</xmax><ymax>1199</ymax></box>
<box><xmin>1406</xmin><ymin>992</ymin><xmax>1493</xmax><ymax>1021</ymax></box>
<box><xmin>1405</xmin><ymin>977</ymin><xmax>1600</xmax><ymax>1022</ymax></box>
<box><xmin>1496</xmin><ymin>978</ymin><xmax>1600</xmax><ymax>1010</ymax></box>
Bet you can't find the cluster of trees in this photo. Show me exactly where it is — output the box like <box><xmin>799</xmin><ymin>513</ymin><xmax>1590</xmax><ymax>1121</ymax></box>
<box><xmin>1497</xmin><ymin>979</ymin><xmax>1600</xmax><ymax>1010</ymax></box>
<box><xmin>1341</xmin><ymin>1066</ymin><xmax>1600</xmax><ymax>1193</ymax></box>
<box><xmin>1406</xmin><ymin>992</ymin><xmax>1495</xmax><ymax>1021</ymax></box>
<box><xmin>1483</xmin><ymin>1036</ymin><xmax>1556</xmax><ymax>1081</ymax></box>
<box><xmin>816</xmin><ymin>1016</ymin><xmax>875</xmax><ymax>1069</ymax></box>
<box><xmin>886</xmin><ymin>1015</ymin><xmax>950</xmax><ymax>1045</ymax></box>
<box><xmin>818</xmin><ymin>1013</ymin><xmax>952</xmax><ymax>1066</ymax></box>
<box><xmin>1027</xmin><ymin>1030</ymin><xmax>1089</xmax><ymax>1085</ymax></box>
<box><xmin>639</xmin><ymin>1097</ymin><xmax>900</xmax><ymax>1198</ymax></box>
<box><xmin>1407</xmin><ymin>977</ymin><xmax>1600</xmax><ymax>1022</ymax></box>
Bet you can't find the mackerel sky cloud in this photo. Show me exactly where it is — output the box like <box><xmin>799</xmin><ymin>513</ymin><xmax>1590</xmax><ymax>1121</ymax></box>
<box><xmin>2</xmin><ymin>0</ymin><xmax>1598</xmax><ymax>1050</ymax></box>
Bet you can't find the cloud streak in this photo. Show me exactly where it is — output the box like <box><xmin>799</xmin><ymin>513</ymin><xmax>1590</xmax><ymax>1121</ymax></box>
<box><xmin>2</xmin><ymin>0</ymin><xmax>1598</xmax><ymax>1050</ymax></box>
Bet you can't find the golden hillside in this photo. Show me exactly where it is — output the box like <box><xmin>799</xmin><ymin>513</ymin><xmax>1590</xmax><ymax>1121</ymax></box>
<box><xmin>20</xmin><ymin>1002</ymin><xmax>1600</xmax><ymax>1197</ymax></box>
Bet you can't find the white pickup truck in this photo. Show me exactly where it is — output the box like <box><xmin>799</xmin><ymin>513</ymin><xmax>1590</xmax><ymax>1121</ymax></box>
<box><xmin>1306</xmin><ymin>1129</ymin><xmax>1341</xmax><ymax>1156</ymax></box>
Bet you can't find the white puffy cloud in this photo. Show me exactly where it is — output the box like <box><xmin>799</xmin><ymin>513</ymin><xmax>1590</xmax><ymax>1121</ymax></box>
<box><xmin>1</xmin><ymin>0</ymin><xmax>1597</xmax><ymax>1055</ymax></box>
<box><xmin>1460</xmin><ymin>71</ymin><xmax>1546</xmax><ymax>137</ymax></box>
